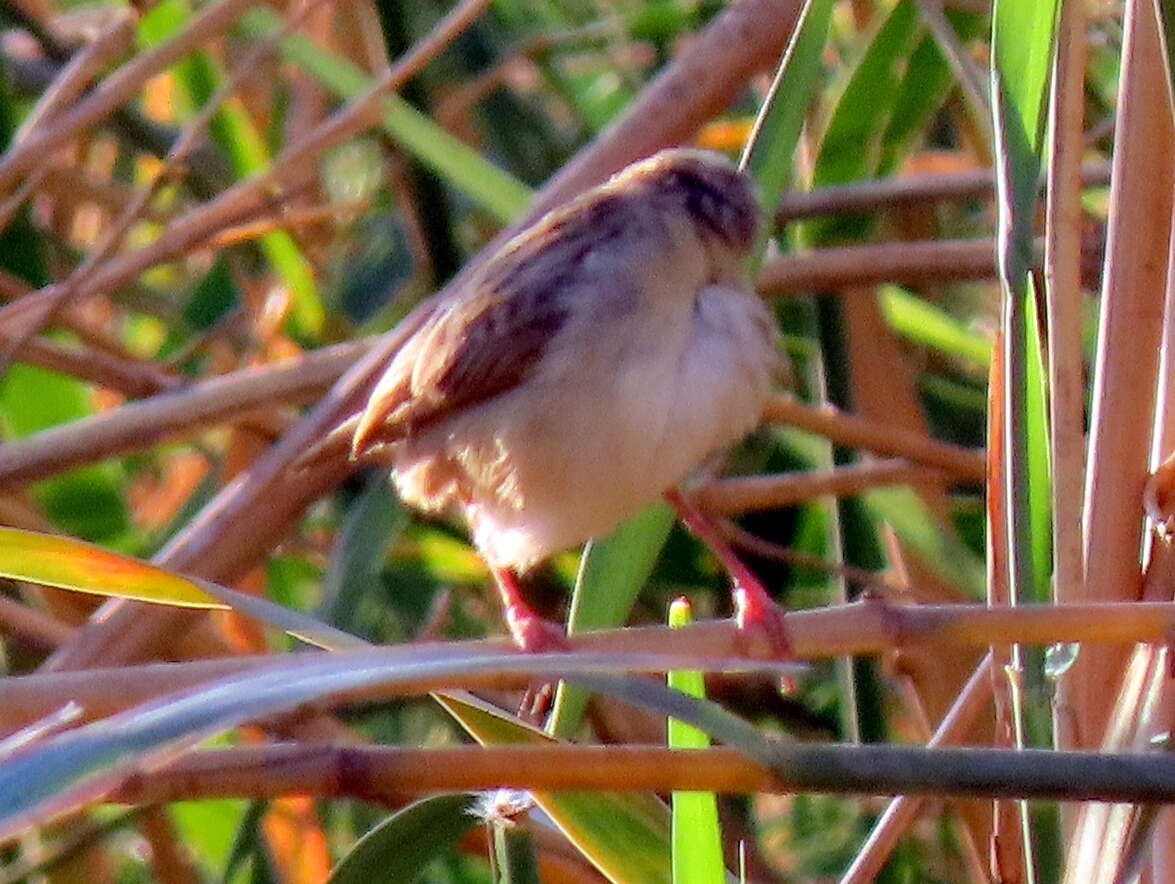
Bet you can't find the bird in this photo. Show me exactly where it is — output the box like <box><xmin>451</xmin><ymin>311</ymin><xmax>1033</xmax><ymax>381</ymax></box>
<box><xmin>351</xmin><ymin>147</ymin><xmax>788</xmax><ymax>655</ymax></box>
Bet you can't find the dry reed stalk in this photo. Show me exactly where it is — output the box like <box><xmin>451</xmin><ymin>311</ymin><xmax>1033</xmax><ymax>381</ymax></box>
<box><xmin>1043</xmin><ymin>0</ymin><xmax>1089</xmax><ymax>656</ymax></box>
<box><xmin>9</xmin><ymin>334</ymin><xmax>178</xmax><ymax>397</ymax></box>
<box><xmin>774</xmin><ymin>161</ymin><xmax>1110</xmax><ymax>222</ymax></box>
<box><xmin>0</xmin><ymin>340</ymin><xmax>371</xmax><ymax>487</ymax></box>
<box><xmin>1075</xmin><ymin>0</ymin><xmax>1173</xmax><ymax>753</ymax></box>
<box><xmin>841</xmin><ymin>288</ymin><xmax>964</xmax><ymax>515</ymax></box>
<box><xmin>984</xmin><ymin>322</ymin><xmax>1026</xmax><ymax>882</ymax></box>
<box><xmin>40</xmin><ymin>0</ymin><xmax>806</xmax><ymax>672</ymax></box>
<box><xmin>78</xmin><ymin>741</ymin><xmax>1175</xmax><ymax>807</ymax></box>
<box><xmin>1062</xmin><ymin>231</ymin><xmax>1175</xmax><ymax>879</ymax></box>
<box><xmin>0</xmin><ymin>595</ymin><xmax>75</xmax><ymax>649</ymax></box>
<box><xmin>15</xmin><ymin>602</ymin><xmax>1175</xmax><ymax>726</ymax></box>
<box><xmin>695</xmin><ymin>460</ymin><xmax>948</xmax><ymax>516</ymax></box>
<box><xmin>758</xmin><ymin>237</ymin><xmax>1002</xmax><ymax>292</ymax></box>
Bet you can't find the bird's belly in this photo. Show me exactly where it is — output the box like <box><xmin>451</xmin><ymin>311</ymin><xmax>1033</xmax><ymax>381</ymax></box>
<box><xmin>461</xmin><ymin>299</ymin><xmax>772</xmax><ymax>570</ymax></box>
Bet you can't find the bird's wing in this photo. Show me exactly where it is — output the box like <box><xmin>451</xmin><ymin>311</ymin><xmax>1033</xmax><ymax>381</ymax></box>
<box><xmin>351</xmin><ymin>249</ymin><xmax>577</xmax><ymax>455</ymax></box>
<box><xmin>351</xmin><ymin>192</ymin><xmax>641</xmax><ymax>456</ymax></box>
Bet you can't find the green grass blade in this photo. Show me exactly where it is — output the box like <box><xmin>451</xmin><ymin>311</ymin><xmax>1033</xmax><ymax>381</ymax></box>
<box><xmin>547</xmin><ymin>502</ymin><xmax>674</xmax><ymax>738</ymax></box>
<box><xmin>990</xmin><ymin>0</ymin><xmax>1061</xmax><ymax>877</ymax></box>
<box><xmin>668</xmin><ymin>599</ymin><xmax>725</xmax><ymax>884</ymax></box>
<box><xmin>741</xmin><ymin>0</ymin><xmax>835</xmax><ymax>272</ymax></box>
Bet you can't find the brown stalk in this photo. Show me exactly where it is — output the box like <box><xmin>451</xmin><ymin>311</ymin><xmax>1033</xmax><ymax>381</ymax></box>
<box><xmin>10</xmin><ymin>14</ymin><xmax>135</xmax><ymax>148</ymax></box>
<box><xmin>718</xmin><ymin>521</ymin><xmax>908</xmax><ymax>596</ymax></box>
<box><xmin>774</xmin><ymin>161</ymin><xmax>1110</xmax><ymax>222</ymax></box>
<box><xmin>1074</xmin><ymin>0</ymin><xmax>1173</xmax><ymax>751</ymax></box>
<box><xmin>0</xmin><ymin>594</ymin><xmax>75</xmax><ymax>649</ymax></box>
<box><xmin>985</xmin><ymin>322</ymin><xmax>1026</xmax><ymax>882</ymax></box>
<box><xmin>1063</xmin><ymin>238</ymin><xmax>1175</xmax><ymax>879</ymax></box>
<box><xmin>758</xmin><ymin>237</ymin><xmax>1002</xmax><ymax>292</ymax></box>
<box><xmin>0</xmin><ymin>337</ymin><xmax>372</xmax><ymax>489</ymax></box>
<box><xmin>42</xmin><ymin>0</ymin><xmax>806</xmax><ymax>673</ymax></box>
<box><xmin>1043</xmin><ymin>0</ymin><xmax>1088</xmax><ymax>698</ymax></box>
<box><xmin>15</xmin><ymin>601</ymin><xmax>1175</xmax><ymax>726</ymax></box>
<box><xmin>200</xmin><ymin>199</ymin><xmax>370</xmax><ymax>249</ymax></box>
<box><xmin>841</xmin><ymin>654</ymin><xmax>994</xmax><ymax>884</ymax></box>
<box><xmin>694</xmin><ymin>459</ymin><xmax>947</xmax><ymax>517</ymax></box>
<box><xmin>0</xmin><ymin>267</ymin><xmax>182</xmax><ymax>371</ymax></box>
<box><xmin>75</xmin><ymin>739</ymin><xmax>1175</xmax><ymax>808</ymax></box>
<box><xmin>9</xmin><ymin>333</ymin><xmax>178</xmax><ymax>397</ymax></box>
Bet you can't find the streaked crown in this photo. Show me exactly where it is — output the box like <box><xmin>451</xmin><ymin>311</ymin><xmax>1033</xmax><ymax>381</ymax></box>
<box><xmin>606</xmin><ymin>148</ymin><xmax>760</xmax><ymax>254</ymax></box>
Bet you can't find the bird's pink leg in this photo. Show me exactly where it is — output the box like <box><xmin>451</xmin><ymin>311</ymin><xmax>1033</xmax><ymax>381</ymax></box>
<box><xmin>493</xmin><ymin>567</ymin><xmax>568</xmax><ymax>653</ymax></box>
<box><xmin>664</xmin><ymin>489</ymin><xmax>792</xmax><ymax>658</ymax></box>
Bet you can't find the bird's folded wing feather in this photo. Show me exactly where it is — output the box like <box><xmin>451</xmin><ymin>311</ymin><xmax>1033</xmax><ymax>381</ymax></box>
<box><xmin>352</xmin><ymin>265</ymin><xmax>573</xmax><ymax>453</ymax></box>
<box><xmin>351</xmin><ymin>193</ymin><xmax>636</xmax><ymax>455</ymax></box>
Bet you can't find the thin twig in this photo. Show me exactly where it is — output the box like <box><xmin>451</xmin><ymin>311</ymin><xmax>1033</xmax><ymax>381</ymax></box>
<box><xmin>695</xmin><ymin>459</ymin><xmax>948</xmax><ymax>517</ymax></box>
<box><xmin>774</xmin><ymin>161</ymin><xmax>1110</xmax><ymax>222</ymax></box>
<box><xmin>763</xmin><ymin>394</ymin><xmax>986</xmax><ymax>480</ymax></box>
<box><xmin>0</xmin><ymin>341</ymin><xmax>371</xmax><ymax>487</ymax></box>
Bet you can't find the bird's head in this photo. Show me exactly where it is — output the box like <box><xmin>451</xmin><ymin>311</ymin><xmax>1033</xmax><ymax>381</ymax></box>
<box><xmin>607</xmin><ymin>148</ymin><xmax>761</xmax><ymax>279</ymax></box>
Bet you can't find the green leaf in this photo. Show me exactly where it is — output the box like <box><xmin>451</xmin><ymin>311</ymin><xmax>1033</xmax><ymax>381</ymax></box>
<box><xmin>879</xmin><ymin>286</ymin><xmax>993</xmax><ymax>367</ymax></box>
<box><xmin>990</xmin><ymin>0</ymin><xmax>1060</xmax><ymax>876</ymax></box>
<box><xmin>327</xmin><ymin>793</ymin><xmax>480</xmax><ymax>884</ymax></box>
<box><xmin>668</xmin><ymin>600</ymin><xmax>724</xmax><ymax>884</ymax></box>
<box><xmin>741</xmin><ymin>0</ymin><xmax>836</xmax><ymax>272</ymax></box>
<box><xmin>0</xmin><ymin>527</ymin><xmax>365</xmax><ymax>650</ymax></box>
<box><xmin>547</xmin><ymin>502</ymin><xmax>675</xmax><ymax>738</ymax></box>
<box><xmin>0</xmin><ymin>365</ymin><xmax>128</xmax><ymax>544</ymax></box>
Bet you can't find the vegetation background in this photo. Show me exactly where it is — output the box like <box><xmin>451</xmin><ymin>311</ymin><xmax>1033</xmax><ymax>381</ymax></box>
<box><xmin>0</xmin><ymin>0</ymin><xmax>1169</xmax><ymax>880</ymax></box>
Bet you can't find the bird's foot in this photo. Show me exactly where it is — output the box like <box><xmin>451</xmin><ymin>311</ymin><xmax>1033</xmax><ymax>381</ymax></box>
<box><xmin>733</xmin><ymin>583</ymin><xmax>793</xmax><ymax>660</ymax></box>
<box><xmin>504</xmin><ymin>603</ymin><xmax>569</xmax><ymax>654</ymax></box>
<box><xmin>493</xmin><ymin>567</ymin><xmax>567</xmax><ymax>723</ymax></box>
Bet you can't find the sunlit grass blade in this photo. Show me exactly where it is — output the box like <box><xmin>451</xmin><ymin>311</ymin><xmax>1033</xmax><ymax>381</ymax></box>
<box><xmin>0</xmin><ymin>527</ymin><xmax>365</xmax><ymax>649</ymax></box>
<box><xmin>741</xmin><ymin>0</ymin><xmax>835</xmax><ymax>272</ymax></box>
<box><xmin>879</xmin><ymin>286</ymin><xmax>993</xmax><ymax>368</ymax></box>
<box><xmin>668</xmin><ymin>599</ymin><xmax>725</xmax><ymax>884</ymax></box>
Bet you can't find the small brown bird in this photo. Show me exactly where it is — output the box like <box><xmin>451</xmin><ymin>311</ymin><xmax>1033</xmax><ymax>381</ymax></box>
<box><xmin>352</xmin><ymin>148</ymin><xmax>787</xmax><ymax>653</ymax></box>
